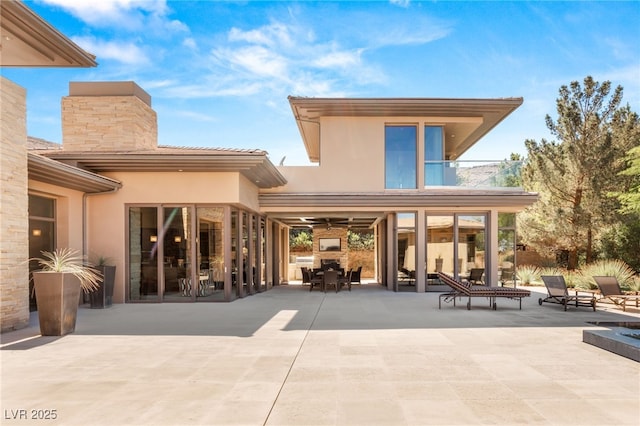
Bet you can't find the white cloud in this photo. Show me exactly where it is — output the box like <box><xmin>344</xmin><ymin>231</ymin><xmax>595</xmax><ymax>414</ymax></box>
<box><xmin>173</xmin><ymin>110</ymin><xmax>217</xmax><ymax>122</ymax></box>
<box><xmin>72</xmin><ymin>36</ymin><xmax>149</xmax><ymax>65</ymax></box>
<box><xmin>228</xmin><ymin>22</ymin><xmax>295</xmax><ymax>49</ymax></box>
<box><xmin>216</xmin><ymin>46</ymin><xmax>289</xmax><ymax>78</ymax></box>
<box><xmin>313</xmin><ymin>50</ymin><xmax>362</xmax><ymax>69</ymax></box>
<box><xmin>389</xmin><ymin>0</ymin><xmax>411</xmax><ymax>8</ymax></box>
<box><xmin>182</xmin><ymin>38</ymin><xmax>197</xmax><ymax>51</ymax></box>
<box><xmin>160</xmin><ymin>81</ymin><xmax>263</xmax><ymax>99</ymax></box>
<box><xmin>38</xmin><ymin>0</ymin><xmax>186</xmax><ymax>33</ymax></box>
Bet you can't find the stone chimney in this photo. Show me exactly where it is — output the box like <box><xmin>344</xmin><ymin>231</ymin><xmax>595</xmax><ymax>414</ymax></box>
<box><xmin>62</xmin><ymin>81</ymin><xmax>157</xmax><ymax>151</ymax></box>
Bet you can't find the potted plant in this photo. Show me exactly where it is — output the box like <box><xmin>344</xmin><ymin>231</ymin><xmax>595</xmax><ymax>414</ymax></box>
<box><xmin>32</xmin><ymin>248</ymin><xmax>101</xmax><ymax>336</ymax></box>
<box><xmin>435</xmin><ymin>253</ymin><xmax>444</xmax><ymax>272</ymax></box>
<box><xmin>89</xmin><ymin>256</ymin><xmax>116</xmax><ymax>309</ymax></box>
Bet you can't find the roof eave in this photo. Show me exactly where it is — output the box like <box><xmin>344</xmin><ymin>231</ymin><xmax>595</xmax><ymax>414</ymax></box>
<box><xmin>0</xmin><ymin>0</ymin><xmax>97</xmax><ymax>67</ymax></box>
<box><xmin>41</xmin><ymin>152</ymin><xmax>288</xmax><ymax>189</ymax></box>
<box><xmin>288</xmin><ymin>97</ymin><xmax>524</xmax><ymax>163</ymax></box>
<box><xmin>28</xmin><ymin>153</ymin><xmax>122</xmax><ymax>193</ymax></box>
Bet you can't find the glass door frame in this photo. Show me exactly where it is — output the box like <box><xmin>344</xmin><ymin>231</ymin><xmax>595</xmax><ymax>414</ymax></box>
<box><xmin>424</xmin><ymin>211</ymin><xmax>488</xmax><ymax>281</ymax></box>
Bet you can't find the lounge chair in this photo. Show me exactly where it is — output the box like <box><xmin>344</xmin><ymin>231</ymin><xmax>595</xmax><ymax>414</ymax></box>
<box><xmin>438</xmin><ymin>272</ymin><xmax>531</xmax><ymax>310</ymax></box>
<box><xmin>539</xmin><ymin>275</ymin><xmax>596</xmax><ymax>311</ymax></box>
<box><xmin>593</xmin><ymin>276</ymin><xmax>640</xmax><ymax>311</ymax></box>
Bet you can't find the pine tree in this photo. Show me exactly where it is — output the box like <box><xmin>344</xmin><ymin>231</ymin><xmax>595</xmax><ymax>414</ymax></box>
<box><xmin>519</xmin><ymin>76</ymin><xmax>637</xmax><ymax>269</ymax></box>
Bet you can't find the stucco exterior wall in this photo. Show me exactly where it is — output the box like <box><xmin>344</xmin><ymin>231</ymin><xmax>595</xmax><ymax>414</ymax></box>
<box><xmin>28</xmin><ymin>181</ymin><xmax>86</xmax><ymax>251</ymax></box>
<box><xmin>265</xmin><ymin>116</ymin><xmax>420</xmax><ymax>193</ymax></box>
<box><xmin>85</xmin><ymin>171</ymin><xmax>261</xmax><ymax>303</ymax></box>
<box><xmin>0</xmin><ymin>77</ymin><xmax>29</xmax><ymax>331</ymax></box>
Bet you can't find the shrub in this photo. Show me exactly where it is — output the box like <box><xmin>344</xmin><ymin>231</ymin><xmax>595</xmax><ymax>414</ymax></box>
<box><xmin>516</xmin><ymin>265</ymin><xmax>541</xmax><ymax>286</ymax></box>
<box><xmin>290</xmin><ymin>229</ymin><xmax>313</xmax><ymax>252</ymax></box>
<box><xmin>561</xmin><ymin>269</ymin><xmax>582</xmax><ymax>289</ymax></box>
<box><xmin>578</xmin><ymin>259</ymin><xmax>637</xmax><ymax>290</ymax></box>
<box><xmin>347</xmin><ymin>230</ymin><xmax>374</xmax><ymax>251</ymax></box>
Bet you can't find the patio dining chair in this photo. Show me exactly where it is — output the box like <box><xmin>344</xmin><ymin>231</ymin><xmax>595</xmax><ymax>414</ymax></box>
<box><xmin>339</xmin><ymin>270</ymin><xmax>353</xmax><ymax>292</ymax></box>
<box><xmin>309</xmin><ymin>270</ymin><xmax>324</xmax><ymax>292</ymax></box>
<box><xmin>323</xmin><ymin>269</ymin><xmax>339</xmax><ymax>293</ymax></box>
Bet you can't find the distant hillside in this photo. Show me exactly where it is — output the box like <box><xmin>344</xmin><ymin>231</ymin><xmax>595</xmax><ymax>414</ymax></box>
<box><xmin>456</xmin><ymin>163</ymin><xmax>501</xmax><ymax>187</ymax></box>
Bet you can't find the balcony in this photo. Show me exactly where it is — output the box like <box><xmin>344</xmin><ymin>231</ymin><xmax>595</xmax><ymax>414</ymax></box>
<box><xmin>424</xmin><ymin>160</ymin><xmax>523</xmax><ymax>189</ymax></box>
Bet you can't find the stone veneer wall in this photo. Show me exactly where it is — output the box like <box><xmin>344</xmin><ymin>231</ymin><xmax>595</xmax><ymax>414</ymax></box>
<box><xmin>62</xmin><ymin>83</ymin><xmax>157</xmax><ymax>151</ymax></box>
<box><xmin>312</xmin><ymin>227</ymin><xmax>349</xmax><ymax>269</ymax></box>
<box><xmin>0</xmin><ymin>77</ymin><xmax>30</xmax><ymax>331</ymax></box>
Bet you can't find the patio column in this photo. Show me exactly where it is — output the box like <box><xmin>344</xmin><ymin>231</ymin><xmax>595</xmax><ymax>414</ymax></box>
<box><xmin>488</xmin><ymin>209</ymin><xmax>499</xmax><ymax>286</ymax></box>
<box><xmin>415</xmin><ymin>211</ymin><xmax>426</xmax><ymax>292</ymax></box>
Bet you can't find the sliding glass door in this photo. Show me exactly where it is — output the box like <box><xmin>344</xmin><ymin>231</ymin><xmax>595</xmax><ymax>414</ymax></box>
<box><xmin>128</xmin><ymin>205</ymin><xmax>268</xmax><ymax>302</ymax></box>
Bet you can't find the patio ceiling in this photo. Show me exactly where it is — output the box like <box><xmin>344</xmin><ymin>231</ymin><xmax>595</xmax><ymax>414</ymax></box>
<box><xmin>0</xmin><ymin>0</ymin><xmax>97</xmax><ymax>67</ymax></box>
<box><xmin>288</xmin><ymin>97</ymin><xmax>523</xmax><ymax>163</ymax></box>
<box><xmin>269</xmin><ymin>213</ymin><xmax>384</xmax><ymax>230</ymax></box>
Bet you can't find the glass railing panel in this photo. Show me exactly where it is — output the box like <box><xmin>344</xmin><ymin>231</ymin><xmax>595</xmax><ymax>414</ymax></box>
<box><xmin>424</xmin><ymin>160</ymin><xmax>523</xmax><ymax>189</ymax></box>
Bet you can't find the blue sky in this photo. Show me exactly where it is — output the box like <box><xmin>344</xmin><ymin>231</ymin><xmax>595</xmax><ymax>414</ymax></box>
<box><xmin>4</xmin><ymin>0</ymin><xmax>639</xmax><ymax>165</ymax></box>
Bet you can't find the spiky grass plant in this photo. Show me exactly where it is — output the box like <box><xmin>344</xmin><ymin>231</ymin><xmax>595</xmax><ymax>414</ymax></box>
<box><xmin>578</xmin><ymin>259</ymin><xmax>637</xmax><ymax>291</ymax></box>
<box><xmin>561</xmin><ymin>269</ymin><xmax>583</xmax><ymax>289</ymax></box>
<box><xmin>34</xmin><ymin>248</ymin><xmax>102</xmax><ymax>293</ymax></box>
<box><xmin>516</xmin><ymin>265</ymin><xmax>541</xmax><ymax>286</ymax></box>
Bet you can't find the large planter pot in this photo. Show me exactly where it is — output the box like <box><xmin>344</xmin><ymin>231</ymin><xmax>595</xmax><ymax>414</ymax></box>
<box><xmin>33</xmin><ymin>271</ymin><xmax>82</xmax><ymax>336</ymax></box>
<box><xmin>90</xmin><ymin>265</ymin><xmax>116</xmax><ymax>309</ymax></box>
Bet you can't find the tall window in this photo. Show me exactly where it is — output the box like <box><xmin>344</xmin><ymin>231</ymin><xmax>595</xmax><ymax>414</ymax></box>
<box><xmin>498</xmin><ymin>213</ymin><xmax>516</xmax><ymax>285</ymax></box>
<box><xmin>29</xmin><ymin>194</ymin><xmax>55</xmax><ymax>311</ymax></box>
<box><xmin>385</xmin><ymin>126</ymin><xmax>416</xmax><ymax>189</ymax></box>
<box><xmin>424</xmin><ymin>126</ymin><xmax>445</xmax><ymax>186</ymax></box>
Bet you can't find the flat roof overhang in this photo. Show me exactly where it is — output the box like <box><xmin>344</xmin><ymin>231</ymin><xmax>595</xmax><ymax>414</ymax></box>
<box><xmin>42</xmin><ymin>147</ymin><xmax>288</xmax><ymax>189</ymax></box>
<box><xmin>288</xmin><ymin>97</ymin><xmax>523</xmax><ymax>163</ymax></box>
<box><xmin>28</xmin><ymin>153</ymin><xmax>122</xmax><ymax>193</ymax></box>
<box><xmin>261</xmin><ymin>190</ymin><xmax>538</xmax><ymax>228</ymax></box>
<box><xmin>0</xmin><ymin>0</ymin><xmax>97</xmax><ymax>67</ymax></box>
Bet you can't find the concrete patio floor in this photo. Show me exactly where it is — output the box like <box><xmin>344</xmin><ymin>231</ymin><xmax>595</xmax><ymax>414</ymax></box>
<box><xmin>1</xmin><ymin>284</ymin><xmax>639</xmax><ymax>425</ymax></box>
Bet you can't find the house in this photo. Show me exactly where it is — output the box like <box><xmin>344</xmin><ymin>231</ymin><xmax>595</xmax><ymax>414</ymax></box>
<box><xmin>1</xmin><ymin>0</ymin><xmax>538</xmax><ymax>332</ymax></box>
<box><xmin>1</xmin><ymin>0</ymin><xmax>98</xmax><ymax>331</ymax></box>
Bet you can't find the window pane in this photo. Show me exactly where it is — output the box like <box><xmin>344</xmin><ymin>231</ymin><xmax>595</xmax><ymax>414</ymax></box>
<box><xmin>397</xmin><ymin>213</ymin><xmax>416</xmax><ymax>291</ymax></box>
<box><xmin>426</xmin><ymin>215</ymin><xmax>454</xmax><ymax>276</ymax></box>
<box><xmin>197</xmin><ymin>207</ymin><xmax>225</xmax><ymax>301</ymax></box>
<box><xmin>163</xmin><ymin>207</ymin><xmax>192</xmax><ymax>301</ymax></box>
<box><xmin>129</xmin><ymin>207</ymin><xmax>158</xmax><ymax>301</ymax></box>
<box><xmin>498</xmin><ymin>212</ymin><xmax>516</xmax><ymax>228</ymax></box>
<box><xmin>385</xmin><ymin>126</ymin><xmax>416</xmax><ymax>189</ymax></box>
<box><xmin>458</xmin><ymin>215</ymin><xmax>486</xmax><ymax>275</ymax></box>
<box><xmin>424</xmin><ymin>126</ymin><xmax>444</xmax><ymax>186</ymax></box>
<box><xmin>29</xmin><ymin>194</ymin><xmax>54</xmax><ymax>218</ymax></box>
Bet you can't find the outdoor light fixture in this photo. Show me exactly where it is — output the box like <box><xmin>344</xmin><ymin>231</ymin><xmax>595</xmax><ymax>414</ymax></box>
<box><xmin>174</xmin><ymin>236</ymin><xmax>182</xmax><ymax>243</ymax></box>
<box><xmin>150</xmin><ymin>235</ymin><xmax>158</xmax><ymax>242</ymax></box>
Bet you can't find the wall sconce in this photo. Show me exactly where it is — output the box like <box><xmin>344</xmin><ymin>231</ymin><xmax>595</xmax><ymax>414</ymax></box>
<box><xmin>32</xmin><ymin>229</ymin><xmax>42</xmax><ymax>237</ymax></box>
<box><xmin>174</xmin><ymin>236</ymin><xmax>182</xmax><ymax>243</ymax></box>
<box><xmin>150</xmin><ymin>235</ymin><xmax>158</xmax><ymax>242</ymax></box>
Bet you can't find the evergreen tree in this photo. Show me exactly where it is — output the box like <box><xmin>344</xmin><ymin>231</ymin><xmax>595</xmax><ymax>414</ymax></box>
<box><xmin>519</xmin><ymin>76</ymin><xmax>637</xmax><ymax>269</ymax></box>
